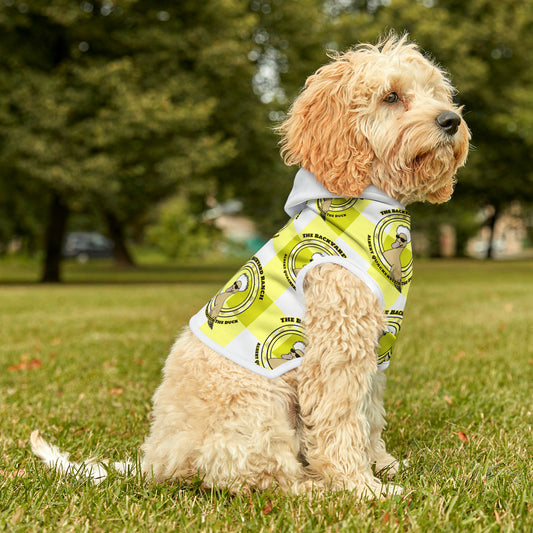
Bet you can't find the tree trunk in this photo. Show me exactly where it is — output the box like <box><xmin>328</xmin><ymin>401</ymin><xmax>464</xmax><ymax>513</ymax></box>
<box><xmin>41</xmin><ymin>192</ymin><xmax>69</xmax><ymax>283</ymax></box>
<box><xmin>104</xmin><ymin>210</ymin><xmax>135</xmax><ymax>267</ymax></box>
<box><xmin>486</xmin><ymin>205</ymin><xmax>500</xmax><ymax>259</ymax></box>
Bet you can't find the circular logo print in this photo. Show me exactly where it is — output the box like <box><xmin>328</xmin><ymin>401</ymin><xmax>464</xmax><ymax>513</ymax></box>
<box><xmin>259</xmin><ymin>323</ymin><xmax>307</xmax><ymax>370</ymax></box>
<box><xmin>370</xmin><ymin>212</ymin><xmax>413</xmax><ymax>288</ymax></box>
<box><xmin>284</xmin><ymin>237</ymin><xmax>343</xmax><ymax>288</ymax></box>
<box><xmin>205</xmin><ymin>258</ymin><xmax>261</xmax><ymax>325</ymax></box>
<box><xmin>377</xmin><ymin>317</ymin><xmax>401</xmax><ymax>366</ymax></box>
<box><xmin>316</xmin><ymin>198</ymin><xmax>358</xmax><ymax>218</ymax></box>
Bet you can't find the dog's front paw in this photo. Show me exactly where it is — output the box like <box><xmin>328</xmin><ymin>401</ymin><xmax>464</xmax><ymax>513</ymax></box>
<box><xmin>356</xmin><ymin>479</ymin><xmax>403</xmax><ymax>499</ymax></box>
<box><xmin>382</xmin><ymin>482</ymin><xmax>404</xmax><ymax>497</ymax></box>
<box><xmin>375</xmin><ymin>455</ymin><xmax>409</xmax><ymax>479</ymax></box>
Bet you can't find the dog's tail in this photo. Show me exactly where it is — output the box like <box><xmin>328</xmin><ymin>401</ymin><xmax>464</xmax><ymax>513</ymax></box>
<box><xmin>30</xmin><ymin>430</ymin><xmax>136</xmax><ymax>484</ymax></box>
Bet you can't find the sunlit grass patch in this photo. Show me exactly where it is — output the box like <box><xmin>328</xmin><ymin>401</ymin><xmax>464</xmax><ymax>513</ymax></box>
<box><xmin>1</xmin><ymin>259</ymin><xmax>532</xmax><ymax>531</ymax></box>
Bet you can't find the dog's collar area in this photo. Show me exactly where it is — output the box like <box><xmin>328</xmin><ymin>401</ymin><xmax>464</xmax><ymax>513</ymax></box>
<box><xmin>359</xmin><ymin>186</ymin><xmax>405</xmax><ymax>210</ymax></box>
<box><xmin>284</xmin><ymin>168</ymin><xmax>405</xmax><ymax>217</ymax></box>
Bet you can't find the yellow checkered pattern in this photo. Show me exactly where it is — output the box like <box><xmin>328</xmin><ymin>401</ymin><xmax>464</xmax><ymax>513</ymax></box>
<box><xmin>191</xmin><ymin>197</ymin><xmax>412</xmax><ymax>377</ymax></box>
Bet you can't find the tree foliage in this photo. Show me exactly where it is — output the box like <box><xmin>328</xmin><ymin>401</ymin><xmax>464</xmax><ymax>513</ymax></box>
<box><xmin>0</xmin><ymin>1</ymin><xmax>254</xmax><ymax>277</ymax></box>
<box><xmin>0</xmin><ymin>0</ymin><xmax>327</xmax><ymax>278</ymax></box>
<box><xmin>0</xmin><ymin>0</ymin><xmax>531</xmax><ymax>274</ymax></box>
<box><xmin>146</xmin><ymin>194</ymin><xmax>219</xmax><ymax>260</ymax></box>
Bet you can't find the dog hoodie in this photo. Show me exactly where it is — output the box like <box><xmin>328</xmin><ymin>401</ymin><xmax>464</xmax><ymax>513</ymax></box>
<box><xmin>189</xmin><ymin>168</ymin><xmax>413</xmax><ymax>379</ymax></box>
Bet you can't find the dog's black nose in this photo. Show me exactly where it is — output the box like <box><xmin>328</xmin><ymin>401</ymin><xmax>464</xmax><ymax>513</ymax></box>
<box><xmin>435</xmin><ymin>111</ymin><xmax>461</xmax><ymax>135</ymax></box>
<box><xmin>436</xmin><ymin>111</ymin><xmax>461</xmax><ymax>136</ymax></box>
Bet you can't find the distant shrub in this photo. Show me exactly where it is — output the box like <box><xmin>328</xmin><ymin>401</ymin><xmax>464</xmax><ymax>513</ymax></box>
<box><xmin>146</xmin><ymin>195</ymin><xmax>220</xmax><ymax>259</ymax></box>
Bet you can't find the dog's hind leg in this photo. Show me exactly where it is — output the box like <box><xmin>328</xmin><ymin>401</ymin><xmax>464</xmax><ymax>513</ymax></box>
<box><xmin>141</xmin><ymin>330</ymin><xmax>309</xmax><ymax>493</ymax></box>
<box><xmin>297</xmin><ymin>263</ymin><xmax>402</xmax><ymax>498</ymax></box>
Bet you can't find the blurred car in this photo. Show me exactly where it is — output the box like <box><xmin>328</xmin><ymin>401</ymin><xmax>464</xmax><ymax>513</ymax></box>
<box><xmin>62</xmin><ymin>232</ymin><xmax>114</xmax><ymax>263</ymax></box>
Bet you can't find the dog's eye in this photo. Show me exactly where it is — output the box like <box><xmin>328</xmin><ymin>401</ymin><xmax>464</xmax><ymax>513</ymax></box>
<box><xmin>383</xmin><ymin>92</ymin><xmax>399</xmax><ymax>104</ymax></box>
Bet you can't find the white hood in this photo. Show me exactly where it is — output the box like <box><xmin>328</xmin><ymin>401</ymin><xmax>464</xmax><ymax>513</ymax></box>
<box><xmin>284</xmin><ymin>168</ymin><xmax>405</xmax><ymax>217</ymax></box>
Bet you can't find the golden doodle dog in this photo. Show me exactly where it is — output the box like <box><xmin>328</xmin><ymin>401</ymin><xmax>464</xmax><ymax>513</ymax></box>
<box><xmin>31</xmin><ymin>35</ymin><xmax>470</xmax><ymax>498</ymax></box>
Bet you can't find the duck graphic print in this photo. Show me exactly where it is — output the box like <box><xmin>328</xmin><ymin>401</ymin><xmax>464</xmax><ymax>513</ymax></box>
<box><xmin>190</xmin><ymin>189</ymin><xmax>413</xmax><ymax>378</ymax></box>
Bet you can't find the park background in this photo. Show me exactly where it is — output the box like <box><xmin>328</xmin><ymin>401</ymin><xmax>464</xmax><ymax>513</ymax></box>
<box><xmin>0</xmin><ymin>1</ymin><xmax>532</xmax><ymax>532</ymax></box>
<box><xmin>1</xmin><ymin>0</ymin><xmax>533</xmax><ymax>280</ymax></box>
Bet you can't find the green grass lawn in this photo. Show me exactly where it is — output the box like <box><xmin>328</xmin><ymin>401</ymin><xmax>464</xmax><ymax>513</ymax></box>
<box><xmin>1</xmin><ymin>259</ymin><xmax>532</xmax><ymax>532</ymax></box>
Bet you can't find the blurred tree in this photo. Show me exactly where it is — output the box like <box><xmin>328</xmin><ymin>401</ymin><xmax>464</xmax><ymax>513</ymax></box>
<box><xmin>203</xmin><ymin>0</ymin><xmax>327</xmax><ymax>235</ymax></box>
<box><xmin>0</xmin><ymin>0</ymin><xmax>327</xmax><ymax>279</ymax></box>
<box><xmin>0</xmin><ymin>165</ymin><xmax>45</xmax><ymax>255</ymax></box>
<box><xmin>4</xmin><ymin>0</ymin><xmax>530</xmax><ymax>274</ymax></box>
<box><xmin>0</xmin><ymin>1</ymin><xmax>249</xmax><ymax>280</ymax></box>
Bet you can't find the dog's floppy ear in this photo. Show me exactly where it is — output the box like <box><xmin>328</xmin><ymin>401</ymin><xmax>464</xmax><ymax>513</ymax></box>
<box><xmin>278</xmin><ymin>55</ymin><xmax>374</xmax><ymax>197</ymax></box>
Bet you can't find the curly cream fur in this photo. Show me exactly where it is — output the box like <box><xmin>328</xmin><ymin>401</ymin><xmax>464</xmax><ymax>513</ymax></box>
<box><xmin>142</xmin><ymin>329</ymin><xmax>307</xmax><ymax>492</ymax></box>
<box><xmin>32</xmin><ymin>35</ymin><xmax>469</xmax><ymax>498</ymax></box>
<box><xmin>142</xmin><ymin>265</ymin><xmax>402</xmax><ymax>498</ymax></box>
<box><xmin>278</xmin><ymin>35</ymin><xmax>469</xmax><ymax>204</ymax></box>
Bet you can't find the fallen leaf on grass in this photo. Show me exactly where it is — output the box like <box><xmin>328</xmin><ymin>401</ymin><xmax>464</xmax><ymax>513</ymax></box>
<box><xmin>454</xmin><ymin>431</ymin><xmax>468</xmax><ymax>443</ymax></box>
<box><xmin>381</xmin><ymin>511</ymin><xmax>400</xmax><ymax>526</ymax></box>
<box><xmin>8</xmin><ymin>358</ymin><xmax>42</xmax><ymax>371</ymax></box>
<box><xmin>262</xmin><ymin>500</ymin><xmax>274</xmax><ymax>515</ymax></box>
<box><xmin>109</xmin><ymin>388</ymin><xmax>124</xmax><ymax>395</ymax></box>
